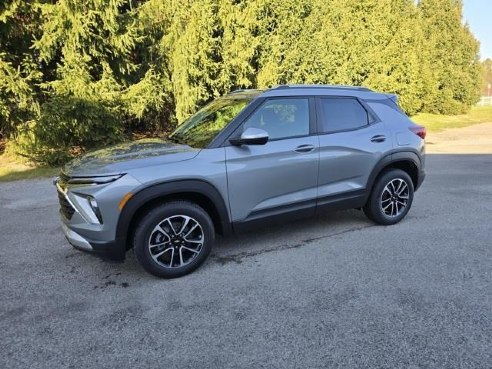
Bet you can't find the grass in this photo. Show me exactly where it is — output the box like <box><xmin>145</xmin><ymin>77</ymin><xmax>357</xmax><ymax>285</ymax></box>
<box><xmin>0</xmin><ymin>154</ymin><xmax>59</xmax><ymax>182</ymax></box>
<box><xmin>411</xmin><ymin>106</ymin><xmax>492</xmax><ymax>132</ymax></box>
<box><xmin>1</xmin><ymin>105</ymin><xmax>492</xmax><ymax>182</ymax></box>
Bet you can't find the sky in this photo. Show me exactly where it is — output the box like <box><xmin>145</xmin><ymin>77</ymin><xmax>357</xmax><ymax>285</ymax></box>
<box><xmin>462</xmin><ymin>0</ymin><xmax>492</xmax><ymax>60</ymax></box>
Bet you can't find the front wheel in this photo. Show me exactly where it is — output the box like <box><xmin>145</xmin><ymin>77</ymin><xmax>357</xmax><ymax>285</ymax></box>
<box><xmin>363</xmin><ymin>169</ymin><xmax>414</xmax><ymax>225</ymax></box>
<box><xmin>133</xmin><ymin>201</ymin><xmax>214</xmax><ymax>278</ymax></box>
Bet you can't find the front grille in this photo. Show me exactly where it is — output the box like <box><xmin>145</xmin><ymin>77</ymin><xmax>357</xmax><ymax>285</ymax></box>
<box><xmin>58</xmin><ymin>190</ymin><xmax>75</xmax><ymax>220</ymax></box>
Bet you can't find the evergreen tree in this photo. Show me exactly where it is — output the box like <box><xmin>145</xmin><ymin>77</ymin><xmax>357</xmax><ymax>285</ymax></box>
<box><xmin>419</xmin><ymin>0</ymin><xmax>481</xmax><ymax>113</ymax></box>
<box><xmin>481</xmin><ymin>59</ymin><xmax>492</xmax><ymax>96</ymax></box>
<box><xmin>0</xmin><ymin>0</ymin><xmax>483</xmax><ymax>164</ymax></box>
<box><xmin>0</xmin><ymin>1</ymin><xmax>41</xmax><ymax>138</ymax></box>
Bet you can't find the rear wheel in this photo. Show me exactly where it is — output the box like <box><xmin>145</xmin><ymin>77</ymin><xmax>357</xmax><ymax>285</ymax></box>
<box><xmin>363</xmin><ymin>169</ymin><xmax>414</xmax><ymax>225</ymax></box>
<box><xmin>133</xmin><ymin>201</ymin><xmax>214</xmax><ymax>278</ymax></box>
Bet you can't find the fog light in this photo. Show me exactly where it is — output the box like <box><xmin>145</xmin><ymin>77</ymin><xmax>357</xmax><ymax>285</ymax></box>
<box><xmin>88</xmin><ymin>196</ymin><xmax>103</xmax><ymax>223</ymax></box>
<box><xmin>71</xmin><ymin>193</ymin><xmax>103</xmax><ymax>224</ymax></box>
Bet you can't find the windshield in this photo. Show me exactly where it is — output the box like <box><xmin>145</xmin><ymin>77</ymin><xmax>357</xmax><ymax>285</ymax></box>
<box><xmin>169</xmin><ymin>98</ymin><xmax>251</xmax><ymax>148</ymax></box>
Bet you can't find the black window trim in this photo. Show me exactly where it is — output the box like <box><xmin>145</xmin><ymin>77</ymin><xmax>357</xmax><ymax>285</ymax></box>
<box><xmin>314</xmin><ymin>95</ymin><xmax>381</xmax><ymax>136</ymax></box>
<box><xmin>220</xmin><ymin>96</ymin><xmax>317</xmax><ymax>146</ymax></box>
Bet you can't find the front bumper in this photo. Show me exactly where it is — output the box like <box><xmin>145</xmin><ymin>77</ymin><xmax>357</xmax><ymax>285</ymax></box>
<box><xmin>54</xmin><ymin>172</ymin><xmax>142</xmax><ymax>261</ymax></box>
<box><xmin>62</xmin><ymin>223</ymin><xmax>93</xmax><ymax>251</ymax></box>
<box><xmin>61</xmin><ymin>223</ymin><xmax>125</xmax><ymax>261</ymax></box>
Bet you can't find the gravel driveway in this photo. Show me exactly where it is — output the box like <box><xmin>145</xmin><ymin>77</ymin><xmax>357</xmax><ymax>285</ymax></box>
<box><xmin>1</xmin><ymin>124</ymin><xmax>491</xmax><ymax>369</ymax></box>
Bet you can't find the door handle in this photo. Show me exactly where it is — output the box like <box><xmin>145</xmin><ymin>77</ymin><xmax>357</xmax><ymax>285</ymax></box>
<box><xmin>370</xmin><ymin>135</ymin><xmax>386</xmax><ymax>143</ymax></box>
<box><xmin>294</xmin><ymin>144</ymin><xmax>315</xmax><ymax>153</ymax></box>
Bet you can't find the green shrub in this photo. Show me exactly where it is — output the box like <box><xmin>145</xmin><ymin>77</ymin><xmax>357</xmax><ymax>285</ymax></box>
<box><xmin>14</xmin><ymin>96</ymin><xmax>123</xmax><ymax>166</ymax></box>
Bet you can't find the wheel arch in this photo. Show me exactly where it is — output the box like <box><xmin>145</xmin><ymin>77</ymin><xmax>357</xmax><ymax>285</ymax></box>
<box><xmin>366</xmin><ymin>151</ymin><xmax>422</xmax><ymax>199</ymax></box>
<box><xmin>115</xmin><ymin>180</ymin><xmax>232</xmax><ymax>253</ymax></box>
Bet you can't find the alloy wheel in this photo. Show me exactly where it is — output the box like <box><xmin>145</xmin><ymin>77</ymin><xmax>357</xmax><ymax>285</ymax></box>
<box><xmin>148</xmin><ymin>215</ymin><xmax>204</xmax><ymax>268</ymax></box>
<box><xmin>380</xmin><ymin>178</ymin><xmax>410</xmax><ymax>217</ymax></box>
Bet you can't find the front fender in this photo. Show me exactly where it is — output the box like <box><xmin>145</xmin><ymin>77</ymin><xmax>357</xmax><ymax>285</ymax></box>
<box><xmin>114</xmin><ymin>179</ymin><xmax>231</xmax><ymax>253</ymax></box>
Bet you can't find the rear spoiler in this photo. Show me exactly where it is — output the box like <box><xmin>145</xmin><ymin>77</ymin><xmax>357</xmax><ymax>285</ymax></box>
<box><xmin>386</xmin><ymin>93</ymin><xmax>398</xmax><ymax>104</ymax></box>
<box><xmin>386</xmin><ymin>93</ymin><xmax>403</xmax><ymax>111</ymax></box>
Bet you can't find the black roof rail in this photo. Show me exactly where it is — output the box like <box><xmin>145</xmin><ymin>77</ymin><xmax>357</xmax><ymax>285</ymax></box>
<box><xmin>229</xmin><ymin>88</ymin><xmax>262</xmax><ymax>94</ymax></box>
<box><xmin>272</xmin><ymin>84</ymin><xmax>373</xmax><ymax>92</ymax></box>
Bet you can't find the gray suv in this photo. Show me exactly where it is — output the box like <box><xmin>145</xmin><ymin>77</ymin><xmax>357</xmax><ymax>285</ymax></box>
<box><xmin>55</xmin><ymin>85</ymin><xmax>426</xmax><ymax>278</ymax></box>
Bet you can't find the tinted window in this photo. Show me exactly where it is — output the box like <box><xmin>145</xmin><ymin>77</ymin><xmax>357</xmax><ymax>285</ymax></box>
<box><xmin>319</xmin><ymin>98</ymin><xmax>368</xmax><ymax>133</ymax></box>
<box><xmin>243</xmin><ymin>98</ymin><xmax>309</xmax><ymax>140</ymax></box>
<box><xmin>367</xmin><ymin>101</ymin><xmax>409</xmax><ymax>122</ymax></box>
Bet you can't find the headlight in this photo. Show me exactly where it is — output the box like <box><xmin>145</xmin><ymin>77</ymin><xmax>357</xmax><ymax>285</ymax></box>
<box><xmin>71</xmin><ymin>193</ymin><xmax>103</xmax><ymax>224</ymax></box>
<box><xmin>67</xmin><ymin>174</ymin><xmax>124</xmax><ymax>185</ymax></box>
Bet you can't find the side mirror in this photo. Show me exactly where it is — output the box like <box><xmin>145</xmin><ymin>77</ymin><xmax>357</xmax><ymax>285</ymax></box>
<box><xmin>229</xmin><ymin>127</ymin><xmax>269</xmax><ymax>146</ymax></box>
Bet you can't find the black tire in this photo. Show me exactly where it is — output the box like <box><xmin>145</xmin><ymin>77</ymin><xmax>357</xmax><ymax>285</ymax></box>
<box><xmin>133</xmin><ymin>201</ymin><xmax>214</xmax><ymax>278</ymax></box>
<box><xmin>363</xmin><ymin>169</ymin><xmax>414</xmax><ymax>225</ymax></box>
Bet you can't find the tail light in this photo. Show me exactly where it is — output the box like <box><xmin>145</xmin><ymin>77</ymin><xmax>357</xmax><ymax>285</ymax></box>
<box><xmin>409</xmin><ymin>125</ymin><xmax>426</xmax><ymax>140</ymax></box>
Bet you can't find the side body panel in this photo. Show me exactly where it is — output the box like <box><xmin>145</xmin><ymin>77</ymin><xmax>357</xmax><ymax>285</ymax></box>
<box><xmin>367</xmin><ymin>99</ymin><xmax>426</xmax><ymax>171</ymax></box>
<box><xmin>225</xmin><ymin>136</ymin><xmax>319</xmax><ymax>222</ymax></box>
<box><xmin>317</xmin><ymin>122</ymin><xmax>393</xmax><ymax>201</ymax></box>
<box><xmin>315</xmin><ymin>95</ymin><xmax>393</xmax><ymax>207</ymax></box>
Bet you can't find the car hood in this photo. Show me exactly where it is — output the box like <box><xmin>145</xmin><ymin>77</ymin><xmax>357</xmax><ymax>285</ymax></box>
<box><xmin>63</xmin><ymin>138</ymin><xmax>200</xmax><ymax>176</ymax></box>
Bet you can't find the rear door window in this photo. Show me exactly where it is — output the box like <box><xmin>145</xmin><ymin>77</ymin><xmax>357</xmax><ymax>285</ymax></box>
<box><xmin>318</xmin><ymin>97</ymin><xmax>369</xmax><ymax>133</ymax></box>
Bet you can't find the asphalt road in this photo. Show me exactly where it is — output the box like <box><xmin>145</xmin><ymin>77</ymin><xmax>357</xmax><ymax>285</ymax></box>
<box><xmin>1</xmin><ymin>152</ymin><xmax>491</xmax><ymax>368</ymax></box>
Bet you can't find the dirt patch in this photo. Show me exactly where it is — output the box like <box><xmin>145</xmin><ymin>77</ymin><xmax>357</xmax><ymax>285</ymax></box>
<box><xmin>426</xmin><ymin>121</ymin><xmax>492</xmax><ymax>154</ymax></box>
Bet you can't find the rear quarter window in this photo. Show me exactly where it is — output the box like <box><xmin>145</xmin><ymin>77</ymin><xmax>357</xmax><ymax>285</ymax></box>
<box><xmin>367</xmin><ymin>101</ymin><xmax>413</xmax><ymax>126</ymax></box>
